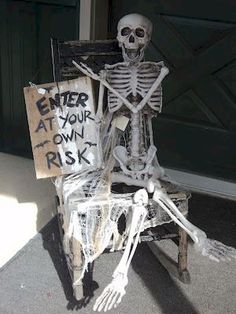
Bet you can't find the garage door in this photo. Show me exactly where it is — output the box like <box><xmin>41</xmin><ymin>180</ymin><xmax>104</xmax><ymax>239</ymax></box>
<box><xmin>110</xmin><ymin>0</ymin><xmax>236</xmax><ymax>180</ymax></box>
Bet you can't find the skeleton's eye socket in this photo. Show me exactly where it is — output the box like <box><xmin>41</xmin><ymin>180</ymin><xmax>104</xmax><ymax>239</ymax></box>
<box><xmin>135</xmin><ymin>28</ymin><xmax>145</xmax><ymax>38</ymax></box>
<box><xmin>121</xmin><ymin>27</ymin><xmax>131</xmax><ymax>36</ymax></box>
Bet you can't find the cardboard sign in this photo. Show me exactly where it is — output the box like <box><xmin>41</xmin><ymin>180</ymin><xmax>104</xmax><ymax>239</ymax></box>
<box><xmin>24</xmin><ymin>77</ymin><xmax>101</xmax><ymax>179</ymax></box>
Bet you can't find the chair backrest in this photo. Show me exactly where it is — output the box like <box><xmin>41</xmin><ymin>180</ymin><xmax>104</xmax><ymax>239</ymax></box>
<box><xmin>51</xmin><ymin>38</ymin><xmax>123</xmax><ymax>82</ymax></box>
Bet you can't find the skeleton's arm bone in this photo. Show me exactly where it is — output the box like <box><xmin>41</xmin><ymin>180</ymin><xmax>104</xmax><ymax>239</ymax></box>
<box><xmin>96</xmin><ymin>82</ymin><xmax>105</xmax><ymax>121</ymax></box>
<box><xmin>72</xmin><ymin>60</ymin><xmax>137</xmax><ymax>113</ymax></box>
<box><xmin>136</xmin><ymin>66</ymin><xmax>169</xmax><ymax>111</ymax></box>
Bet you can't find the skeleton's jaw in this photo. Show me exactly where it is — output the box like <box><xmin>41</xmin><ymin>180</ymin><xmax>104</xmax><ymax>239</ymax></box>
<box><xmin>121</xmin><ymin>45</ymin><xmax>144</xmax><ymax>64</ymax></box>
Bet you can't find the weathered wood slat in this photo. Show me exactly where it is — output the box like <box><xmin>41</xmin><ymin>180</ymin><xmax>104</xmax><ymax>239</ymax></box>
<box><xmin>51</xmin><ymin>39</ymin><xmax>123</xmax><ymax>81</ymax></box>
<box><xmin>58</xmin><ymin>40</ymin><xmax>122</xmax><ymax>56</ymax></box>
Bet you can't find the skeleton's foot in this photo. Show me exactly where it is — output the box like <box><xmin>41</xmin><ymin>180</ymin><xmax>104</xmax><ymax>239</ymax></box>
<box><xmin>194</xmin><ymin>236</ymin><xmax>236</xmax><ymax>262</ymax></box>
<box><xmin>150</xmin><ymin>180</ymin><xmax>236</xmax><ymax>263</ymax></box>
<box><xmin>93</xmin><ymin>272</ymin><xmax>128</xmax><ymax>312</ymax></box>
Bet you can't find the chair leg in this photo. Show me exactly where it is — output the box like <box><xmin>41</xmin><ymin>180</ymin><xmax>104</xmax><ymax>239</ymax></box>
<box><xmin>72</xmin><ymin>237</ymin><xmax>84</xmax><ymax>300</ymax></box>
<box><xmin>178</xmin><ymin>227</ymin><xmax>190</xmax><ymax>283</ymax></box>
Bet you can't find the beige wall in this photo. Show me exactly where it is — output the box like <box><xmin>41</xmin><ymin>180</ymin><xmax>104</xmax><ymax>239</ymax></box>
<box><xmin>0</xmin><ymin>153</ymin><xmax>56</xmax><ymax>268</ymax></box>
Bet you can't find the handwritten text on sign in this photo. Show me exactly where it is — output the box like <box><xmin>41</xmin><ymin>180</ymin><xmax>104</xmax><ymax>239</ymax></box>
<box><xmin>24</xmin><ymin>77</ymin><xmax>101</xmax><ymax>179</ymax></box>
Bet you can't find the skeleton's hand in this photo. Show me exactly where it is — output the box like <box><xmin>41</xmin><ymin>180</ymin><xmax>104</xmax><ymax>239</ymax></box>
<box><xmin>93</xmin><ymin>272</ymin><xmax>128</xmax><ymax>312</ymax></box>
<box><xmin>195</xmin><ymin>237</ymin><xmax>236</xmax><ymax>262</ymax></box>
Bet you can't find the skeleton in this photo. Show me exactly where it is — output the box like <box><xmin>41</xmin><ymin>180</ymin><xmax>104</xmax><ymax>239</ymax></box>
<box><xmin>71</xmin><ymin>13</ymin><xmax>236</xmax><ymax>312</ymax></box>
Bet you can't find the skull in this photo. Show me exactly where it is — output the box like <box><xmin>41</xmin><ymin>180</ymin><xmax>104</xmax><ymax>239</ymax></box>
<box><xmin>117</xmin><ymin>13</ymin><xmax>152</xmax><ymax>63</ymax></box>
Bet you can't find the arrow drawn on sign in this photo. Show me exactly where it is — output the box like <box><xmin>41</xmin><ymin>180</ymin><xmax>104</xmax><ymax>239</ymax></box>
<box><xmin>34</xmin><ymin>140</ymin><xmax>51</xmax><ymax>149</ymax></box>
<box><xmin>84</xmin><ymin>141</ymin><xmax>97</xmax><ymax>147</ymax></box>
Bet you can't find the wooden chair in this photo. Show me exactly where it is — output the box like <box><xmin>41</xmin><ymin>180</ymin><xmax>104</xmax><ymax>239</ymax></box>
<box><xmin>51</xmin><ymin>38</ymin><xmax>191</xmax><ymax>301</ymax></box>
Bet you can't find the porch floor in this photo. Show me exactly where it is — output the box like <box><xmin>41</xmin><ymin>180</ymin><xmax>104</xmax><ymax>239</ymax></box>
<box><xmin>0</xmin><ymin>193</ymin><xmax>236</xmax><ymax>314</ymax></box>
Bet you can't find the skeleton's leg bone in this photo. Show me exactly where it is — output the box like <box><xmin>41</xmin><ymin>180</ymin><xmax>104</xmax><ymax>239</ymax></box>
<box><xmin>93</xmin><ymin>189</ymin><xmax>148</xmax><ymax>312</ymax></box>
<box><xmin>112</xmin><ymin>204</ymin><xmax>147</xmax><ymax>277</ymax></box>
<box><xmin>152</xmin><ymin>185</ymin><xmax>236</xmax><ymax>262</ymax></box>
<box><xmin>114</xmin><ymin>189</ymin><xmax>148</xmax><ymax>273</ymax></box>
<box><xmin>147</xmin><ymin>180</ymin><xmax>203</xmax><ymax>242</ymax></box>
<box><xmin>94</xmin><ymin>206</ymin><xmax>147</xmax><ymax>312</ymax></box>
<box><xmin>153</xmin><ymin>188</ymin><xmax>207</xmax><ymax>242</ymax></box>
<box><xmin>108</xmin><ymin>209</ymin><xmax>147</xmax><ymax>312</ymax></box>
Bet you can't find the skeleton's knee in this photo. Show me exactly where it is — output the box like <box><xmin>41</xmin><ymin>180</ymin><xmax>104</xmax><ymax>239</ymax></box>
<box><xmin>133</xmin><ymin>188</ymin><xmax>148</xmax><ymax>206</ymax></box>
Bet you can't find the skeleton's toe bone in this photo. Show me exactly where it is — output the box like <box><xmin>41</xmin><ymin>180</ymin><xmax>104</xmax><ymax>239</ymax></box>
<box><xmin>152</xmin><ymin>184</ymin><xmax>236</xmax><ymax>262</ymax></box>
<box><xmin>194</xmin><ymin>237</ymin><xmax>236</xmax><ymax>262</ymax></box>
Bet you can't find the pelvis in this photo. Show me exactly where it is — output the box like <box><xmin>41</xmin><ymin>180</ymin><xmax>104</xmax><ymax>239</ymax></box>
<box><xmin>113</xmin><ymin>145</ymin><xmax>157</xmax><ymax>179</ymax></box>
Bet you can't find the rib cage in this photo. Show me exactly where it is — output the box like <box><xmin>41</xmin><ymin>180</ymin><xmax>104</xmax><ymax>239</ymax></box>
<box><xmin>105</xmin><ymin>61</ymin><xmax>163</xmax><ymax>112</ymax></box>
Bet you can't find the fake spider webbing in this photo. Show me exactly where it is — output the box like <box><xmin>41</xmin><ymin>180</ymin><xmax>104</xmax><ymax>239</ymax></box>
<box><xmin>54</xmin><ymin>113</ymin><xmax>188</xmax><ymax>283</ymax></box>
